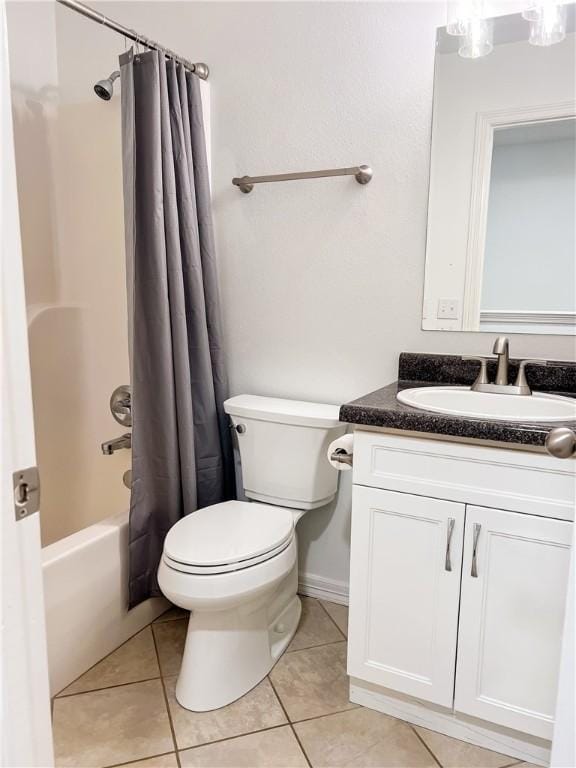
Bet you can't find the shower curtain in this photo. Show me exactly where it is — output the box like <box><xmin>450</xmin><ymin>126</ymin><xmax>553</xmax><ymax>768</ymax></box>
<box><xmin>120</xmin><ymin>49</ymin><xmax>235</xmax><ymax>608</ymax></box>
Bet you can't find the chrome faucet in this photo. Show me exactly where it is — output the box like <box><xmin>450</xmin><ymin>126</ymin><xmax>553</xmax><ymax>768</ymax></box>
<box><xmin>463</xmin><ymin>337</ymin><xmax>548</xmax><ymax>396</ymax></box>
<box><xmin>101</xmin><ymin>433</ymin><xmax>132</xmax><ymax>455</ymax></box>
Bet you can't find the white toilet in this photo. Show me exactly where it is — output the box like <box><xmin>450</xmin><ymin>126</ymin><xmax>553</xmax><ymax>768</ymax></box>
<box><xmin>158</xmin><ymin>394</ymin><xmax>346</xmax><ymax>712</ymax></box>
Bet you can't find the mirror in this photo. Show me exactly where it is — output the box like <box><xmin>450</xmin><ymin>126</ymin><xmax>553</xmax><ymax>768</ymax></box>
<box><xmin>422</xmin><ymin>7</ymin><xmax>575</xmax><ymax>334</ymax></box>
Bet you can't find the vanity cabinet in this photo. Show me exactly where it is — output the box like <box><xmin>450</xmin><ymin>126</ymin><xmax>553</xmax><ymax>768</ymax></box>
<box><xmin>455</xmin><ymin>506</ymin><xmax>572</xmax><ymax>739</ymax></box>
<box><xmin>348</xmin><ymin>430</ymin><xmax>574</xmax><ymax>750</ymax></box>
<box><xmin>348</xmin><ymin>487</ymin><xmax>464</xmax><ymax>708</ymax></box>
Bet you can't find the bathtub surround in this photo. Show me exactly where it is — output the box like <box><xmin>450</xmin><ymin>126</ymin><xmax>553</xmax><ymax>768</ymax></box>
<box><xmin>119</xmin><ymin>49</ymin><xmax>235</xmax><ymax>607</ymax></box>
<box><xmin>6</xmin><ymin>1</ymin><xmax>132</xmax><ymax>546</ymax></box>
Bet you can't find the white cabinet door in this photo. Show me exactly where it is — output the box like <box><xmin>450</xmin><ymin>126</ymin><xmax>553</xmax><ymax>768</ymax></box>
<box><xmin>455</xmin><ymin>506</ymin><xmax>572</xmax><ymax>740</ymax></box>
<box><xmin>348</xmin><ymin>486</ymin><xmax>465</xmax><ymax>707</ymax></box>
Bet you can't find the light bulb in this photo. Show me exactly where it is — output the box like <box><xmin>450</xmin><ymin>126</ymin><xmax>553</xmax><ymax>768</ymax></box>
<box><xmin>447</xmin><ymin>0</ymin><xmax>486</xmax><ymax>36</ymax></box>
<box><xmin>523</xmin><ymin>3</ymin><xmax>543</xmax><ymax>21</ymax></box>
<box><xmin>459</xmin><ymin>17</ymin><xmax>494</xmax><ymax>58</ymax></box>
<box><xmin>528</xmin><ymin>4</ymin><xmax>567</xmax><ymax>45</ymax></box>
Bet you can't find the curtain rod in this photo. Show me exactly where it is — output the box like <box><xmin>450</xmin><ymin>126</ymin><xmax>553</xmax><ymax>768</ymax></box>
<box><xmin>56</xmin><ymin>0</ymin><xmax>209</xmax><ymax>79</ymax></box>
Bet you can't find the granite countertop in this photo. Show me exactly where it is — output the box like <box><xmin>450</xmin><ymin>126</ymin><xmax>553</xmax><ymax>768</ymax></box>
<box><xmin>339</xmin><ymin>353</ymin><xmax>576</xmax><ymax>448</ymax></box>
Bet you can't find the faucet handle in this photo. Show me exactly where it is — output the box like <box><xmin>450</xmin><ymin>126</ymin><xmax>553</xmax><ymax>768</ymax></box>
<box><xmin>462</xmin><ymin>356</ymin><xmax>490</xmax><ymax>388</ymax></box>
<box><xmin>514</xmin><ymin>359</ymin><xmax>548</xmax><ymax>393</ymax></box>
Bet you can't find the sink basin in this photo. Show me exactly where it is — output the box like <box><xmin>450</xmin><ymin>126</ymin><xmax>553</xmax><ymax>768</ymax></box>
<box><xmin>396</xmin><ymin>386</ymin><xmax>576</xmax><ymax>423</ymax></box>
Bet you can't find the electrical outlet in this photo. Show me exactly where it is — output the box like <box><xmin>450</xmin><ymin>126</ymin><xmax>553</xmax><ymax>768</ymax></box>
<box><xmin>437</xmin><ymin>298</ymin><xmax>460</xmax><ymax>320</ymax></box>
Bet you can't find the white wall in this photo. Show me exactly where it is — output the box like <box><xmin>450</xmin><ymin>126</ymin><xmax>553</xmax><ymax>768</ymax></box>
<box><xmin>20</xmin><ymin>1</ymin><xmax>576</xmax><ymax>592</ymax></box>
<box><xmin>7</xmin><ymin>1</ymin><xmax>131</xmax><ymax>546</ymax></box>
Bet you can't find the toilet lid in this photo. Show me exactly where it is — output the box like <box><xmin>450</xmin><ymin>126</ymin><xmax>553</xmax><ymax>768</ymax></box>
<box><xmin>163</xmin><ymin>500</ymin><xmax>295</xmax><ymax>567</ymax></box>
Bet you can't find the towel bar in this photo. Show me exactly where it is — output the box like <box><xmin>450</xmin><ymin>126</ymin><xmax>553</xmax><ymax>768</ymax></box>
<box><xmin>232</xmin><ymin>165</ymin><xmax>373</xmax><ymax>193</ymax></box>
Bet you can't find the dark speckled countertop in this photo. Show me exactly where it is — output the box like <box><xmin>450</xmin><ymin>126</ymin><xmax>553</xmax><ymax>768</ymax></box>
<box><xmin>340</xmin><ymin>353</ymin><xmax>576</xmax><ymax>448</ymax></box>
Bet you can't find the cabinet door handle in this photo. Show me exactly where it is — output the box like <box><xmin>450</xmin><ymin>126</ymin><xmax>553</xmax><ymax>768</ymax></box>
<box><xmin>445</xmin><ymin>517</ymin><xmax>455</xmax><ymax>572</ymax></box>
<box><xmin>471</xmin><ymin>523</ymin><xmax>481</xmax><ymax>578</ymax></box>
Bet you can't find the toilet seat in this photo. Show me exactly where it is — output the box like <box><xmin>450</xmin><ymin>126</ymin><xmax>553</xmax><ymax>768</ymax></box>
<box><xmin>162</xmin><ymin>500</ymin><xmax>295</xmax><ymax>575</ymax></box>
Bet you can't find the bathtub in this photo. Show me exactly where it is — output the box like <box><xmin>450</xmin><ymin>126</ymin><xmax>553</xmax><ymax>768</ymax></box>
<box><xmin>42</xmin><ymin>510</ymin><xmax>167</xmax><ymax>696</ymax></box>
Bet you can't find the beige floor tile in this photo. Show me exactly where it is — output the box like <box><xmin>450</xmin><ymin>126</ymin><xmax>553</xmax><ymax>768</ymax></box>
<box><xmin>115</xmin><ymin>754</ymin><xmax>178</xmax><ymax>767</ymax></box>
<box><xmin>58</xmin><ymin>628</ymin><xmax>160</xmax><ymax>696</ymax></box>
<box><xmin>288</xmin><ymin>597</ymin><xmax>345</xmax><ymax>651</ymax></box>
<box><xmin>414</xmin><ymin>727</ymin><xmax>516</xmax><ymax>768</ymax></box>
<box><xmin>515</xmin><ymin>763</ymin><xmax>542</xmax><ymax>768</ymax></box>
<box><xmin>165</xmin><ymin>675</ymin><xmax>287</xmax><ymax>749</ymax></box>
<box><xmin>179</xmin><ymin>725</ymin><xmax>309</xmax><ymax>768</ymax></box>
<box><xmin>269</xmin><ymin>641</ymin><xmax>355</xmax><ymax>722</ymax></box>
<box><xmin>295</xmin><ymin>707</ymin><xmax>437</xmax><ymax>767</ymax></box>
<box><xmin>153</xmin><ymin>606</ymin><xmax>189</xmax><ymax>623</ymax></box>
<box><xmin>152</xmin><ymin>618</ymin><xmax>188</xmax><ymax>676</ymax></box>
<box><xmin>319</xmin><ymin>600</ymin><xmax>349</xmax><ymax>637</ymax></box>
<box><xmin>52</xmin><ymin>679</ymin><xmax>173</xmax><ymax>768</ymax></box>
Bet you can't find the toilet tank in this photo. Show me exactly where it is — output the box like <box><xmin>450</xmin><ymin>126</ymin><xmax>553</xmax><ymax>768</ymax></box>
<box><xmin>224</xmin><ymin>395</ymin><xmax>347</xmax><ymax>510</ymax></box>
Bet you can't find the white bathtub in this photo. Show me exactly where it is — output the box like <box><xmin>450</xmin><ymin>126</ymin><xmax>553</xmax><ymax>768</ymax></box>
<box><xmin>42</xmin><ymin>510</ymin><xmax>167</xmax><ymax>696</ymax></box>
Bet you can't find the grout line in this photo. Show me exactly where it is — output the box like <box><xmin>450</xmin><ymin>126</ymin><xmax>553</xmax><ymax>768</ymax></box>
<box><xmin>153</xmin><ymin>609</ymin><xmax>190</xmax><ymax>624</ymax></box>
<box><xmin>151</xmin><ymin>624</ymin><xmax>182</xmax><ymax>768</ymax></box>
<box><xmin>411</xmin><ymin>725</ymin><xmax>443</xmax><ymax>768</ymax></box>
<box><xmin>265</xmin><ymin>674</ymin><xmax>293</xmax><ymax>725</ymax></box>
<box><xmin>53</xmin><ymin>623</ymin><xmax>158</xmax><ymax>698</ymax></box>
<box><xmin>315</xmin><ymin>598</ymin><xmax>347</xmax><ymax>641</ymax></box>
<box><xmin>151</xmin><ymin>619</ymin><xmax>190</xmax><ymax>679</ymax></box>
<box><xmin>267</xmin><ymin>675</ymin><xmax>312</xmax><ymax>768</ymax></box>
<box><xmin>55</xmin><ymin>675</ymin><xmax>162</xmax><ymax>699</ymax></box>
<box><xmin>289</xmin><ymin>704</ymin><xmax>361</xmax><ymax>726</ymax></box>
<box><xmin>286</xmin><ymin>638</ymin><xmax>347</xmax><ymax>655</ymax></box>
<box><xmin>500</xmin><ymin>763</ymin><xmax>526</xmax><ymax>767</ymax></box>
<box><xmin>288</xmin><ymin>722</ymin><xmax>313</xmax><ymax>768</ymax></box>
<box><xmin>178</xmin><ymin>723</ymin><xmax>289</xmax><ymax>754</ymax></box>
<box><xmin>106</xmin><ymin>750</ymin><xmax>177</xmax><ymax>768</ymax></box>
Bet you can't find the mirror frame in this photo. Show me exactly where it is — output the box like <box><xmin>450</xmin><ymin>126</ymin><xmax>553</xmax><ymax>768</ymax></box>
<box><xmin>462</xmin><ymin>101</ymin><xmax>576</xmax><ymax>332</ymax></box>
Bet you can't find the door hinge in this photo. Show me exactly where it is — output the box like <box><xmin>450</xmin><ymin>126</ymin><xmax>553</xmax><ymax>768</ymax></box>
<box><xmin>13</xmin><ymin>466</ymin><xmax>40</xmax><ymax>521</ymax></box>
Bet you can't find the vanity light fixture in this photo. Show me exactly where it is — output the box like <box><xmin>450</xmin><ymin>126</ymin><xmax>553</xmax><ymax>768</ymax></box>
<box><xmin>447</xmin><ymin>0</ymin><xmax>568</xmax><ymax>59</ymax></box>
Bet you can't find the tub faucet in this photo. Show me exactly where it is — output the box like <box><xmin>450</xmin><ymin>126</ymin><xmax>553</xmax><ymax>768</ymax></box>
<box><xmin>493</xmin><ymin>336</ymin><xmax>509</xmax><ymax>386</ymax></box>
<box><xmin>101</xmin><ymin>433</ymin><xmax>132</xmax><ymax>455</ymax></box>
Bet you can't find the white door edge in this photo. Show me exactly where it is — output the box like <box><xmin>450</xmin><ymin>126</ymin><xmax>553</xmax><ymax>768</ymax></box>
<box><xmin>1</xmin><ymin>2</ymin><xmax>54</xmax><ymax>764</ymax></box>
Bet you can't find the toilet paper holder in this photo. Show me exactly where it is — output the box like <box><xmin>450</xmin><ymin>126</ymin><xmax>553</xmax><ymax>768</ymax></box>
<box><xmin>330</xmin><ymin>448</ymin><xmax>353</xmax><ymax>467</ymax></box>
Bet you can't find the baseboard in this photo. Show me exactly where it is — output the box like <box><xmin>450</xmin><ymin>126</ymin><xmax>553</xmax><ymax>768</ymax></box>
<box><xmin>298</xmin><ymin>572</ymin><xmax>349</xmax><ymax>605</ymax></box>
<box><xmin>350</xmin><ymin>679</ymin><xmax>551</xmax><ymax>767</ymax></box>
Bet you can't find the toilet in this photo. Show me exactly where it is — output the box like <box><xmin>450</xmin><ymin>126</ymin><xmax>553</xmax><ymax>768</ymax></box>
<box><xmin>157</xmin><ymin>394</ymin><xmax>346</xmax><ymax>712</ymax></box>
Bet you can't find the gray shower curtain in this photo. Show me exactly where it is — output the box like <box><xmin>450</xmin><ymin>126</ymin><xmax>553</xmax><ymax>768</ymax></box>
<box><xmin>120</xmin><ymin>49</ymin><xmax>235</xmax><ymax>609</ymax></box>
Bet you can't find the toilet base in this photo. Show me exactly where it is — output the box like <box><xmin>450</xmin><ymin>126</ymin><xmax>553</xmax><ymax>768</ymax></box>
<box><xmin>175</xmin><ymin>572</ymin><xmax>301</xmax><ymax>712</ymax></box>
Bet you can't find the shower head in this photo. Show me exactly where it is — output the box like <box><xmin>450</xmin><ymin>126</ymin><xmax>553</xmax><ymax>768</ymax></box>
<box><xmin>94</xmin><ymin>70</ymin><xmax>120</xmax><ymax>101</ymax></box>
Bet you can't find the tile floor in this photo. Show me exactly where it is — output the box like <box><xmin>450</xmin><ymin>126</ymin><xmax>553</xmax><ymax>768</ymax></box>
<box><xmin>52</xmin><ymin>598</ymin><xmax>537</xmax><ymax>768</ymax></box>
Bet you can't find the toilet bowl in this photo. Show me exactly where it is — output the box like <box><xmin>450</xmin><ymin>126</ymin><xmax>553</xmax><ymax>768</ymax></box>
<box><xmin>158</xmin><ymin>394</ymin><xmax>346</xmax><ymax>711</ymax></box>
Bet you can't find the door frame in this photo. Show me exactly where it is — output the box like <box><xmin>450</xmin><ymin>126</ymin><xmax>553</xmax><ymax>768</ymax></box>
<box><xmin>462</xmin><ymin>100</ymin><xmax>576</xmax><ymax>331</ymax></box>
